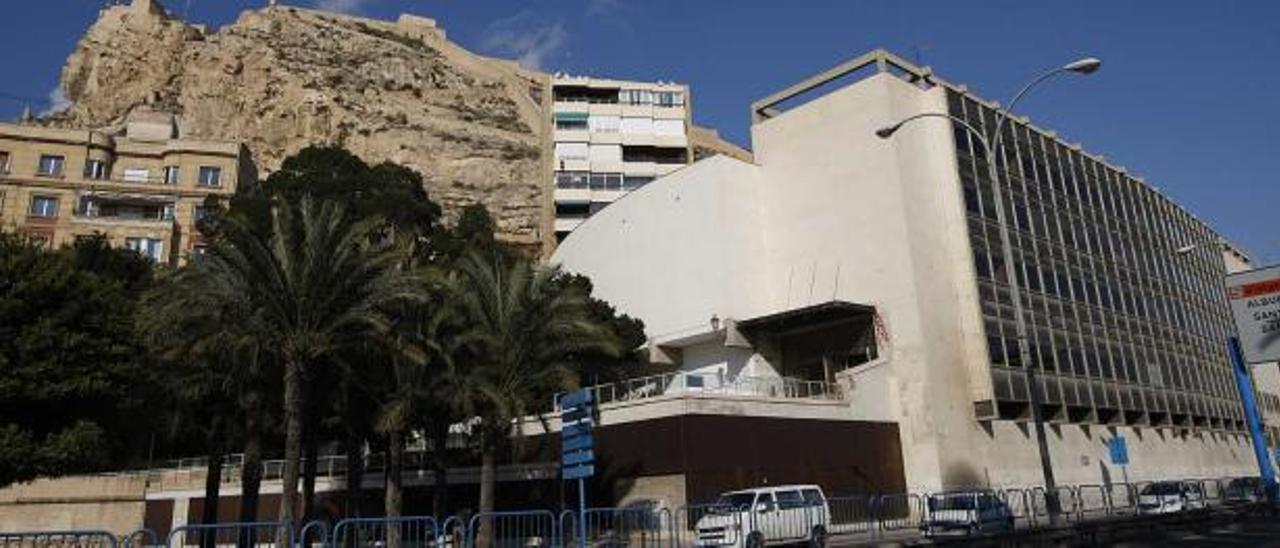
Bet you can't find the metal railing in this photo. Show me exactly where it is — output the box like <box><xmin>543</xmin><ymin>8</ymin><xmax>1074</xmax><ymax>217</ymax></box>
<box><xmin>554</xmin><ymin>371</ymin><xmax>844</xmax><ymax>410</ymax></box>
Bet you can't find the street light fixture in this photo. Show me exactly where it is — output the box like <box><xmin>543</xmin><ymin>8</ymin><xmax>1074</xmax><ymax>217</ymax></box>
<box><xmin>876</xmin><ymin>56</ymin><xmax>1101</xmax><ymax>524</ymax></box>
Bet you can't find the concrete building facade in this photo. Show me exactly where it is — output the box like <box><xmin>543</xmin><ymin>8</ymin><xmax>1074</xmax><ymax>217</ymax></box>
<box><xmin>0</xmin><ymin>113</ymin><xmax>254</xmax><ymax>264</ymax></box>
<box><xmin>553</xmin><ymin>50</ymin><xmax>1272</xmax><ymax>493</ymax></box>
<box><xmin>550</xmin><ymin>75</ymin><xmax>694</xmax><ymax>241</ymax></box>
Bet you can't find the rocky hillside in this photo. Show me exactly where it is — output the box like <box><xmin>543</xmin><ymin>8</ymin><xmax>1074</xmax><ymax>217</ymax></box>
<box><xmin>48</xmin><ymin>0</ymin><xmax>550</xmax><ymax>249</ymax></box>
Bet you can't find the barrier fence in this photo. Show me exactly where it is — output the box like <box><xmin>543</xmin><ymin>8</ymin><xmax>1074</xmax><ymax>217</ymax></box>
<box><xmin>3</xmin><ymin>476</ymin><xmax>1267</xmax><ymax>547</ymax></box>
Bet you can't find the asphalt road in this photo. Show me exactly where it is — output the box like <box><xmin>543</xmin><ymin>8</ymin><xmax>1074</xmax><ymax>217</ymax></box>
<box><xmin>1110</xmin><ymin>514</ymin><xmax>1280</xmax><ymax>547</ymax></box>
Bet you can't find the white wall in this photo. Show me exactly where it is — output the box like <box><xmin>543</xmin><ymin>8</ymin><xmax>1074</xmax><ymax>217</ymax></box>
<box><xmin>554</xmin><ymin>155</ymin><xmax>773</xmax><ymax>340</ymax></box>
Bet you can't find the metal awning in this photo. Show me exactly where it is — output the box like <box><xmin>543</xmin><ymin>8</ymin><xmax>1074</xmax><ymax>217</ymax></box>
<box><xmin>554</xmin><ymin>111</ymin><xmax>590</xmax><ymax>122</ymax></box>
<box><xmin>737</xmin><ymin>300</ymin><xmax>875</xmax><ymax>336</ymax></box>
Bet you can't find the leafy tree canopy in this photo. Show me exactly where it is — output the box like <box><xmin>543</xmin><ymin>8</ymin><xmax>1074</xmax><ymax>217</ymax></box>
<box><xmin>0</xmin><ymin>233</ymin><xmax>160</xmax><ymax>487</ymax></box>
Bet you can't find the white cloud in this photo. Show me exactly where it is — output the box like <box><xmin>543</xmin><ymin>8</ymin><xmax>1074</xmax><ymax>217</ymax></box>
<box><xmin>40</xmin><ymin>88</ymin><xmax>72</xmax><ymax>117</ymax></box>
<box><xmin>480</xmin><ymin>12</ymin><xmax>568</xmax><ymax>71</ymax></box>
<box><xmin>587</xmin><ymin>0</ymin><xmax>620</xmax><ymax>16</ymax></box>
<box><xmin>313</xmin><ymin>0</ymin><xmax>370</xmax><ymax>14</ymax></box>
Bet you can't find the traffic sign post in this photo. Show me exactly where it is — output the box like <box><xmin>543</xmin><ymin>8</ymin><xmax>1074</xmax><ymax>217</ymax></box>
<box><xmin>560</xmin><ymin>389</ymin><xmax>595</xmax><ymax>548</ymax></box>
<box><xmin>1225</xmin><ymin>265</ymin><xmax>1280</xmax><ymax>508</ymax></box>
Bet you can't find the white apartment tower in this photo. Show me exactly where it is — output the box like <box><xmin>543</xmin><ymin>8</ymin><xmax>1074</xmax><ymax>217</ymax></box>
<box><xmin>551</xmin><ymin>75</ymin><xmax>693</xmax><ymax>241</ymax></box>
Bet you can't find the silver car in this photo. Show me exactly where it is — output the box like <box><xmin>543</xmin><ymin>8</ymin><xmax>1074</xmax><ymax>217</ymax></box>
<box><xmin>1137</xmin><ymin>481</ymin><xmax>1206</xmax><ymax>515</ymax></box>
<box><xmin>921</xmin><ymin>491</ymin><xmax>1014</xmax><ymax>537</ymax></box>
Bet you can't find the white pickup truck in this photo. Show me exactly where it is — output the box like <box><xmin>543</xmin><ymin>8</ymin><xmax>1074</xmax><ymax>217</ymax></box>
<box><xmin>694</xmin><ymin>485</ymin><xmax>830</xmax><ymax>547</ymax></box>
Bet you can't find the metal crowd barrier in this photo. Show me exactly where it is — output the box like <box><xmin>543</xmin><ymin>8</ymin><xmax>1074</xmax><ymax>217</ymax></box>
<box><xmin>3</xmin><ymin>476</ymin><xmax>1269</xmax><ymax>547</ymax></box>
<box><xmin>561</xmin><ymin>507</ymin><xmax>671</xmax><ymax>547</ymax></box>
<box><xmin>466</xmin><ymin>510</ymin><xmax>558</xmax><ymax>548</ymax></box>
<box><xmin>296</xmin><ymin>521</ymin><xmax>329</xmax><ymax>548</ymax></box>
<box><xmin>121</xmin><ymin>529</ymin><xmax>159</xmax><ymax>548</ymax></box>
<box><xmin>166</xmin><ymin>521</ymin><xmax>290</xmax><ymax>548</ymax></box>
<box><xmin>0</xmin><ymin>530</ymin><xmax>119</xmax><ymax>548</ymax></box>
<box><xmin>331</xmin><ymin>517</ymin><xmax>435</xmax><ymax>547</ymax></box>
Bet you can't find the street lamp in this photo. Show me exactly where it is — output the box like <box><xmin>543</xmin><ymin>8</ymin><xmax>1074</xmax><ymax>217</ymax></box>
<box><xmin>876</xmin><ymin>56</ymin><xmax>1101</xmax><ymax>523</ymax></box>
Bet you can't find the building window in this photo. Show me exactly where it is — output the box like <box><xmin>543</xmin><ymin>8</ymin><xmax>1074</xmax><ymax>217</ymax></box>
<box><xmin>588</xmin><ymin>173</ymin><xmax>622</xmax><ymax>191</ymax></box>
<box><xmin>555</xmin><ymin>119</ymin><xmax>588</xmax><ymax>130</ymax></box>
<box><xmin>555</xmin><ymin>202</ymin><xmax>590</xmax><ymax>218</ymax></box>
<box><xmin>555</xmin><ymin>171</ymin><xmax>589</xmax><ymax>189</ymax></box>
<box><xmin>654</xmin><ymin>91</ymin><xmax>684</xmax><ymax>107</ymax></box>
<box><xmin>194</xmin><ymin>205</ymin><xmax>213</xmax><ymax>223</ymax></box>
<box><xmin>125</xmin><ymin>237</ymin><xmax>165</xmax><ymax>262</ymax></box>
<box><xmin>623</xmin><ymin>175</ymin><xmax>654</xmax><ymax>190</ymax></box>
<box><xmin>0</xmin><ymin>151</ymin><xmax>10</xmax><ymax>174</ymax></box>
<box><xmin>164</xmin><ymin>166</ymin><xmax>181</xmax><ymax>185</ymax></box>
<box><xmin>198</xmin><ymin>166</ymin><xmax>222</xmax><ymax>187</ymax></box>
<box><xmin>162</xmin><ymin>203</ymin><xmax>176</xmax><ymax>221</ymax></box>
<box><xmin>619</xmin><ymin>89</ymin><xmax>653</xmax><ymax>106</ymax></box>
<box><xmin>84</xmin><ymin>159</ymin><xmax>109</xmax><ymax>180</ymax></box>
<box><xmin>37</xmin><ymin>155</ymin><xmax>65</xmax><ymax>177</ymax></box>
<box><xmin>29</xmin><ymin>196</ymin><xmax>59</xmax><ymax>218</ymax></box>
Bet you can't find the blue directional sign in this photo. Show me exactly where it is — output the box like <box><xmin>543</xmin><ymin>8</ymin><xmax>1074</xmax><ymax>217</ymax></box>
<box><xmin>1107</xmin><ymin>436</ymin><xmax>1129</xmax><ymax>466</ymax></box>
<box><xmin>560</xmin><ymin>388</ymin><xmax>596</xmax><ymax>481</ymax></box>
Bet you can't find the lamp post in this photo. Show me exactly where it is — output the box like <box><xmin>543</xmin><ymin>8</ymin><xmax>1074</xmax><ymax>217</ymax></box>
<box><xmin>876</xmin><ymin>57</ymin><xmax>1101</xmax><ymax>523</ymax></box>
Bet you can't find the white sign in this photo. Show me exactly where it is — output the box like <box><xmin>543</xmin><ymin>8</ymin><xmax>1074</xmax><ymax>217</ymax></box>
<box><xmin>1226</xmin><ymin>264</ymin><xmax>1280</xmax><ymax>364</ymax></box>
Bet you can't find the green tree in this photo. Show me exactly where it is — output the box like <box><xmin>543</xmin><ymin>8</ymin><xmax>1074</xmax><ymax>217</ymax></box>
<box><xmin>179</xmin><ymin>196</ymin><xmax>420</xmax><ymax>525</ymax></box>
<box><xmin>444</xmin><ymin>249</ymin><xmax>621</xmax><ymax>545</ymax></box>
<box><xmin>139</xmin><ymin>262</ymin><xmax>275</xmax><ymax>524</ymax></box>
<box><xmin>0</xmin><ymin>233</ymin><xmax>159</xmax><ymax>488</ymax></box>
<box><xmin>214</xmin><ymin>146</ymin><xmax>443</xmax><ymax>519</ymax></box>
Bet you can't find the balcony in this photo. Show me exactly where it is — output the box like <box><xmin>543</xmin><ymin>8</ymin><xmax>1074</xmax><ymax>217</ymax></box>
<box><xmin>556</xmin><ymin>371</ymin><xmax>844</xmax><ymax>411</ymax></box>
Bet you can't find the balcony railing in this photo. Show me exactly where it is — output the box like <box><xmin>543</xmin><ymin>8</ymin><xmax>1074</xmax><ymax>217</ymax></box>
<box><xmin>554</xmin><ymin>371</ymin><xmax>844</xmax><ymax>411</ymax></box>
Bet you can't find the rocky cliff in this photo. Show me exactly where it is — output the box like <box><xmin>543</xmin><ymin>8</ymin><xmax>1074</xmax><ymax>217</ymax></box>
<box><xmin>48</xmin><ymin>1</ymin><xmax>551</xmax><ymax>248</ymax></box>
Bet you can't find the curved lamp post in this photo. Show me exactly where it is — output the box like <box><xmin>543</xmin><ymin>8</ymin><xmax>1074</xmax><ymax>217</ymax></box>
<box><xmin>876</xmin><ymin>57</ymin><xmax>1101</xmax><ymax>523</ymax></box>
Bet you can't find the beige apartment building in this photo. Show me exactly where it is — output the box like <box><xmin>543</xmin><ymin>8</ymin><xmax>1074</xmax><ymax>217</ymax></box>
<box><xmin>550</xmin><ymin>75</ymin><xmax>695</xmax><ymax>241</ymax></box>
<box><xmin>0</xmin><ymin>112</ymin><xmax>254</xmax><ymax>264</ymax></box>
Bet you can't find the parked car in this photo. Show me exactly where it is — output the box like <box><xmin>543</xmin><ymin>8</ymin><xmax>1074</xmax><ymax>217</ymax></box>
<box><xmin>1224</xmin><ymin>477</ymin><xmax>1263</xmax><ymax>504</ymax></box>
<box><xmin>920</xmin><ymin>491</ymin><xmax>1014</xmax><ymax>537</ymax></box>
<box><xmin>1137</xmin><ymin>481</ymin><xmax>1206</xmax><ymax>515</ymax></box>
<box><xmin>694</xmin><ymin>485</ymin><xmax>830</xmax><ymax>547</ymax></box>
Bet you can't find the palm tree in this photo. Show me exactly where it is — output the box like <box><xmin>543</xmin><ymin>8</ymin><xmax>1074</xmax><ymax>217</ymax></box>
<box><xmin>139</xmin><ymin>264</ymin><xmax>271</xmax><ymax>526</ymax></box>
<box><xmin>163</xmin><ymin>196</ymin><xmax>420</xmax><ymax>525</ymax></box>
<box><xmin>443</xmin><ymin>250</ymin><xmax>620</xmax><ymax>546</ymax></box>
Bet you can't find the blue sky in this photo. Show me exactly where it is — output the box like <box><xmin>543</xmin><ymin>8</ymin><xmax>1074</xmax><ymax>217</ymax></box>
<box><xmin>1</xmin><ymin>0</ymin><xmax>1277</xmax><ymax>261</ymax></box>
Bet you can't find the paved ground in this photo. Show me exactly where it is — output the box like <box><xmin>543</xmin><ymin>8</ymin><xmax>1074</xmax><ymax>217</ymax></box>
<box><xmin>1110</xmin><ymin>515</ymin><xmax>1280</xmax><ymax>547</ymax></box>
<box><xmin>825</xmin><ymin>508</ymin><xmax>1280</xmax><ymax>546</ymax></box>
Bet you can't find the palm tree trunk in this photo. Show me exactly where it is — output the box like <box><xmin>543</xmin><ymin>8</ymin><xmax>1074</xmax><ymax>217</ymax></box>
<box><xmin>385</xmin><ymin>432</ymin><xmax>404</xmax><ymax>548</ymax></box>
<box><xmin>239</xmin><ymin>392</ymin><xmax>264</xmax><ymax>525</ymax></box>
<box><xmin>343</xmin><ymin>429</ymin><xmax>365</xmax><ymax>519</ymax></box>
<box><xmin>431</xmin><ymin>462</ymin><xmax>447</xmax><ymax>518</ymax></box>
<box><xmin>476</xmin><ymin>437</ymin><xmax>497</xmax><ymax>548</ymax></box>
<box><xmin>302</xmin><ymin>425</ymin><xmax>319</xmax><ymax>521</ymax></box>
<box><xmin>201</xmin><ymin>438</ymin><xmax>224</xmax><ymax>548</ymax></box>
<box><xmin>279</xmin><ymin>357</ymin><xmax>305</xmax><ymax>527</ymax></box>
<box><xmin>431</xmin><ymin>423</ymin><xmax>448</xmax><ymax>517</ymax></box>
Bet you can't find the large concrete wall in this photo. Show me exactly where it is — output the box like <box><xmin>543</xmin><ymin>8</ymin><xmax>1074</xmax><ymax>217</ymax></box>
<box><xmin>0</xmin><ymin>475</ymin><xmax>146</xmax><ymax>534</ymax></box>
